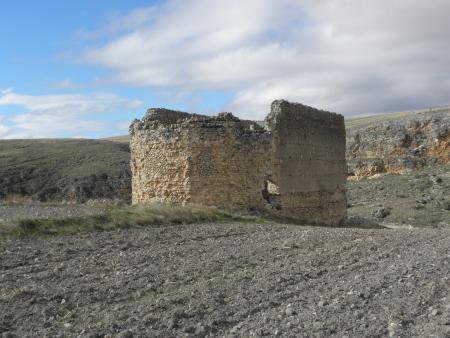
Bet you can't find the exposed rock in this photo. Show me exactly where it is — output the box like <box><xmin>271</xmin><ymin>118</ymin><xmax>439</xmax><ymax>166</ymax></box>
<box><xmin>372</xmin><ymin>207</ymin><xmax>391</xmax><ymax>219</ymax></box>
<box><xmin>285</xmin><ymin>304</ymin><xmax>294</xmax><ymax>316</ymax></box>
<box><xmin>347</xmin><ymin>108</ymin><xmax>450</xmax><ymax>177</ymax></box>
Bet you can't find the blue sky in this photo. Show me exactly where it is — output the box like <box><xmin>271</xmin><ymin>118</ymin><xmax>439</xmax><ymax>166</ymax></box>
<box><xmin>1</xmin><ymin>0</ymin><xmax>450</xmax><ymax>138</ymax></box>
<box><xmin>1</xmin><ymin>1</ymin><xmax>148</xmax><ymax>92</ymax></box>
<box><xmin>0</xmin><ymin>0</ymin><xmax>233</xmax><ymax>138</ymax></box>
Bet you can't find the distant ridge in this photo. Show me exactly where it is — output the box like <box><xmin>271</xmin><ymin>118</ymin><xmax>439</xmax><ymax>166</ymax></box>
<box><xmin>102</xmin><ymin>135</ymin><xmax>130</xmax><ymax>143</ymax></box>
<box><xmin>345</xmin><ymin>106</ymin><xmax>450</xmax><ymax>129</ymax></box>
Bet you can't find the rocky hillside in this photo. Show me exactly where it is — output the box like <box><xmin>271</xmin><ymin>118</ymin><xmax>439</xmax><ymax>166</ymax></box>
<box><xmin>346</xmin><ymin>108</ymin><xmax>450</xmax><ymax>176</ymax></box>
<box><xmin>0</xmin><ymin>107</ymin><xmax>448</xmax><ymax>204</ymax></box>
<box><xmin>347</xmin><ymin>162</ymin><xmax>450</xmax><ymax>228</ymax></box>
<box><xmin>0</xmin><ymin>139</ymin><xmax>131</xmax><ymax>203</ymax></box>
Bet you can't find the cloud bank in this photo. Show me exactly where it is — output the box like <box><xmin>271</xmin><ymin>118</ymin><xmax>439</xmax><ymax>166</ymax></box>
<box><xmin>0</xmin><ymin>91</ymin><xmax>142</xmax><ymax>138</ymax></box>
<box><xmin>84</xmin><ymin>0</ymin><xmax>450</xmax><ymax>119</ymax></box>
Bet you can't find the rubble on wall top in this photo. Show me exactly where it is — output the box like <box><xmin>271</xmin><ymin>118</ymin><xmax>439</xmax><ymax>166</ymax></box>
<box><xmin>139</xmin><ymin>108</ymin><xmax>243</xmax><ymax>125</ymax></box>
<box><xmin>130</xmin><ymin>100</ymin><xmax>344</xmax><ymax>134</ymax></box>
<box><xmin>142</xmin><ymin>108</ymin><xmax>206</xmax><ymax>124</ymax></box>
<box><xmin>130</xmin><ymin>106</ymin><xmax>264</xmax><ymax>132</ymax></box>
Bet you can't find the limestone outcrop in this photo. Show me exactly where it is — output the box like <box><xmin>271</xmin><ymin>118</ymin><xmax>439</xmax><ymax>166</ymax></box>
<box><xmin>130</xmin><ymin>100</ymin><xmax>347</xmax><ymax>225</ymax></box>
<box><xmin>346</xmin><ymin>109</ymin><xmax>450</xmax><ymax>177</ymax></box>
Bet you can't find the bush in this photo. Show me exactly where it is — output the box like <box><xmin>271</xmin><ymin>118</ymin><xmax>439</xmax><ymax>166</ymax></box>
<box><xmin>17</xmin><ymin>219</ymin><xmax>38</xmax><ymax>233</ymax></box>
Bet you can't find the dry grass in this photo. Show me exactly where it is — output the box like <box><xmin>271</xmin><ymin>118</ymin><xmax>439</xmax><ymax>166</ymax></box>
<box><xmin>1</xmin><ymin>194</ymin><xmax>34</xmax><ymax>205</ymax></box>
<box><xmin>102</xmin><ymin>135</ymin><xmax>130</xmax><ymax>143</ymax></box>
<box><xmin>0</xmin><ymin>203</ymin><xmax>261</xmax><ymax>240</ymax></box>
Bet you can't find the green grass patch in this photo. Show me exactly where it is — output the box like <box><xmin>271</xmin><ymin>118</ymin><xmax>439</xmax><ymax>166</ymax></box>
<box><xmin>0</xmin><ymin>204</ymin><xmax>264</xmax><ymax>240</ymax></box>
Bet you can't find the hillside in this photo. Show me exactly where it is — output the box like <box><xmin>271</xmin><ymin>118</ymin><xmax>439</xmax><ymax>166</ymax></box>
<box><xmin>346</xmin><ymin>107</ymin><xmax>450</xmax><ymax>176</ymax></box>
<box><xmin>345</xmin><ymin>107</ymin><xmax>450</xmax><ymax>129</ymax></box>
<box><xmin>0</xmin><ymin>139</ymin><xmax>131</xmax><ymax>203</ymax></box>
<box><xmin>102</xmin><ymin>135</ymin><xmax>130</xmax><ymax>143</ymax></box>
<box><xmin>347</xmin><ymin>163</ymin><xmax>450</xmax><ymax>228</ymax></box>
<box><xmin>0</xmin><ymin>107</ymin><xmax>448</xmax><ymax>204</ymax></box>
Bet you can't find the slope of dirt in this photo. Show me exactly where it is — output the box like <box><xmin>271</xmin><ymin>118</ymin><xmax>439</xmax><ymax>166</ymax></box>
<box><xmin>1</xmin><ymin>223</ymin><xmax>449</xmax><ymax>337</ymax></box>
<box><xmin>347</xmin><ymin>163</ymin><xmax>450</xmax><ymax>228</ymax></box>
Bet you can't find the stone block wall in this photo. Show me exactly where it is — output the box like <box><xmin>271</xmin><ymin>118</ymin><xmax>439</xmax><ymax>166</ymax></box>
<box><xmin>130</xmin><ymin>100</ymin><xmax>347</xmax><ymax>225</ymax></box>
<box><xmin>184</xmin><ymin>116</ymin><xmax>272</xmax><ymax>209</ymax></box>
<box><xmin>130</xmin><ymin>109</ymin><xmax>272</xmax><ymax>209</ymax></box>
<box><xmin>129</xmin><ymin>110</ymin><xmax>192</xmax><ymax>204</ymax></box>
<box><xmin>265</xmin><ymin>101</ymin><xmax>347</xmax><ymax>225</ymax></box>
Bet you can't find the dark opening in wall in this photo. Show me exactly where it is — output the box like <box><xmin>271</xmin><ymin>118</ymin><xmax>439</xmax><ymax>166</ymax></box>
<box><xmin>262</xmin><ymin>180</ymin><xmax>281</xmax><ymax>209</ymax></box>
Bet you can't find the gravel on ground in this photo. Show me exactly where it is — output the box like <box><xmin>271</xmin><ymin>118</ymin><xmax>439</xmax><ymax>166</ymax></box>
<box><xmin>0</xmin><ymin>204</ymin><xmax>103</xmax><ymax>222</ymax></box>
<box><xmin>1</xmin><ymin>223</ymin><xmax>449</xmax><ymax>337</ymax></box>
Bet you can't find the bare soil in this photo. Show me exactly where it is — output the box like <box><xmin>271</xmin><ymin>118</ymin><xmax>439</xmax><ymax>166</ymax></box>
<box><xmin>1</xmin><ymin>223</ymin><xmax>450</xmax><ymax>337</ymax></box>
<box><xmin>0</xmin><ymin>204</ymin><xmax>102</xmax><ymax>223</ymax></box>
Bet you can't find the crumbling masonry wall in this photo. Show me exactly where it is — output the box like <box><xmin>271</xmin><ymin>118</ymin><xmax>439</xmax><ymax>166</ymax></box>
<box><xmin>130</xmin><ymin>110</ymin><xmax>272</xmax><ymax>209</ymax></box>
<box><xmin>130</xmin><ymin>100</ymin><xmax>347</xmax><ymax>225</ymax></box>
<box><xmin>265</xmin><ymin>101</ymin><xmax>347</xmax><ymax>223</ymax></box>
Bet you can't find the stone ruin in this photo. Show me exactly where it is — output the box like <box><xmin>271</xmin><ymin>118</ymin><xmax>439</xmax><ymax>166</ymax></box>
<box><xmin>129</xmin><ymin>100</ymin><xmax>347</xmax><ymax>225</ymax></box>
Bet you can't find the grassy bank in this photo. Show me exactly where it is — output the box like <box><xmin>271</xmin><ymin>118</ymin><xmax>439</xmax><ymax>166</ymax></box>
<box><xmin>0</xmin><ymin>204</ymin><xmax>261</xmax><ymax>240</ymax></box>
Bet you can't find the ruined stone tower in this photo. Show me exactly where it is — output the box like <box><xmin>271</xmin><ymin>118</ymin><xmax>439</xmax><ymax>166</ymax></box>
<box><xmin>129</xmin><ymin>100</ymin><xmax>347</xmax><ymax>225</ymax></box>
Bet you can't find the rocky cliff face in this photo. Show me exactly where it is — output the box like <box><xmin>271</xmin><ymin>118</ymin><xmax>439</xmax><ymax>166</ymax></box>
<box><xmin>346</xmin><ymin>109</ymin><xmax>450</xmax><ymax>177</ymax></box>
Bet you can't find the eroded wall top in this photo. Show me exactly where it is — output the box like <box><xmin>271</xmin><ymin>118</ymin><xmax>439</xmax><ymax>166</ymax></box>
<box><xmin>130</xmin><ymin>100</ymin><xmax>347</xmax><ymax>225</ymax></box>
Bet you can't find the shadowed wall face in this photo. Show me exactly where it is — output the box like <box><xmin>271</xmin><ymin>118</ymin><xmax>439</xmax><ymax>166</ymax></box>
<box><xmin>130</xmin><ymin>101</ymin><xmax>347</xmax><ymax>225</ymax></box>
<box><xmin>266</xmin><ymin>101</ymin><xmax>347</xmax><ymax>225</ymax></box>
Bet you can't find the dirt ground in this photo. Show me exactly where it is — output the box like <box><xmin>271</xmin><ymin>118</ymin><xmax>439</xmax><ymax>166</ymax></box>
<box><xmin>1</xmin><ymin>223</ymin><xmax>450</xmax><ymax>338</ymax></box>
<box><xmin>0</xmin><ymin>204</ymin><xmax>102</xmax><ymax>223</ymax></box>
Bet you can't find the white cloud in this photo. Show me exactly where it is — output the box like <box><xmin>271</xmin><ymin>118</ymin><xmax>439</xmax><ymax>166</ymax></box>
<box><xmin>51</xmin><ymin>78</ymin><xmax>78</xmax><ymax>89</ymax></box>
<box><xmin>0</xmin><ymin>91</ymin><xmax>143</xmax><ymax>138</ymax></box>
<box><xmin>0</xmin><ymin>116</ymin><xmax>10</xmax><ymax>138</ymax></box>
<box><xmin>1</xmin><ymin>88</ymin><xmax>14</xmax><ymax>95</ymax></box>
<box><xmin>82</xmin><ymin>0</ymin><xmax>450</xmax><ymax>118</ymax></box>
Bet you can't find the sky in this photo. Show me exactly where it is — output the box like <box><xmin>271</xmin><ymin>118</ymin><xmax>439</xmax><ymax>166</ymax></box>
<box><xmin>1</xmin><ymin>0</ymin><xmax>450</xmax><ymax>138</ymax></box>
